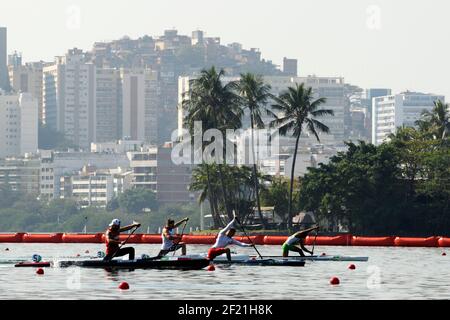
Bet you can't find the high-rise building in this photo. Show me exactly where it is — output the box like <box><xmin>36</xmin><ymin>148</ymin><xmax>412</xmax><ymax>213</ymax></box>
<box><xmin>121</xmin><ymin>69</ymin><xmax>145</xmax><ymax>141</ymax></box>
<box><xmin>283</xmin><ymin>57</ymin><xmax>298</xmax><ymax>76</ymax></box>
<box><xmin>121</xmin><ymin>68</ymin><xmax>159</xmax><ymax>144</ymax></box>
<box><xmin>8</xmin><ymin>61</ymin><xmax>44</xmax><ymax>122</ymax></box>
<box><xmin>0</xmin><ymin>156</ymin><xmax>41</xmax><ymax>194</ymax></box>
<box><xmin>366</xmin><ymin>88</ymin><xmax>392</xmax><ymax>101</ymax></box>
<box><xmin>8</xmin><ymin>51</ymin><xmax>22</xmax><ymax>68</ymax></box>
<box><xmin>372</xmin><ymin>92</ymin><xmax>445</xmax><ymax>145</ymax></box>
<box><xmin>43</xmin><ymin>49</ymin><xmax>96</xmax><ymax>149</ymax></box>
<box><xmin>191</xmin><ymin>30</ymin><xmax>204</xmax><ymax>46</ymax></box>
<box><xmin>0</xmin><ymin>27</ymin><xmax>8</xmax><ymax>91</ymax></box>
<box><xmin>178</xmin><ymin>75</ymin><xmax>346</xmax><ymax>143</ymax></box>
<box><xmin>19</xmin><ymin>93</ymin><xmax>39</xmax><ymax>155</ymax></box>
<box><xmin>95</xmin><ymin>68</ymin><xmax>121</xmax><ymax>142</ymax></box>
<box><xmin>0</xmin><ymin>92</ymin><xmax>38</xmax><ymax>158</ymax></box>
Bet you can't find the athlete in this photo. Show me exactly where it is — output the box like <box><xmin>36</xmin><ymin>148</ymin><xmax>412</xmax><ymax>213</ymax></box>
<box><xmin>207</xmin><ymin>213</ymin><xmax>253</xmax><ymax>261</ymax></box>
<box><xmin>103</xmin><ymin>219</ymin><xmax>140</xmax><ymax>261</ymax></box>
<box><xmin>282</xmin><ymin>225</ymin><xmax>319</xmax><ymax>257</ymax></box>
<box><xmin>157</xmin><ymin>218</ymin><xmax>189</xmax><ymax>257</ymax></box>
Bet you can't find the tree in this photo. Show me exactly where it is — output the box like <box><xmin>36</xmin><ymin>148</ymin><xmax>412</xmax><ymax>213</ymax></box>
<box><xmin>261</xmin><ymin>177</ymin><xmax>299</xmax><ymax>224</ymax></box>
<box><xmin>118</xmin><ymin>188</ymin><xmax>158</xmax><ymax>214</ymax></box>
<box><xmin>416</xmin><ymin>100</ymin><xmax>450</xmax><ymax>140</ymax></box>
<box><xmin>236</xmin><ymin>73</ymin><xmax>273</xmax><ymax>228</ymax></box>
<box><xmin>270</xmin><ymin>83</ymin><xmax>332</xmax><ymax>229</ymax></box>
<box><xmin>182</xmin><ymin>67</ymin><xmax>242</xmax><ymax>224</ymax></box>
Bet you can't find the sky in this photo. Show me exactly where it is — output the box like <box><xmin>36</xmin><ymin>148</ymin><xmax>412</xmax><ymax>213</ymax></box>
<box><xmin>1</xmin><ymin>0</ymin><xmax>450</xmax><ymax>98</ymax></box>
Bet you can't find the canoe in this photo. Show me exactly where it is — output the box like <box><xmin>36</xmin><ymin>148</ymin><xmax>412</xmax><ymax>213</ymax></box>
<box><xmin>58</xmin><ymin>257</ymin><xmax>210</xmax><ymax>270</ymax></box>
<box><xmin>189</xmin><ymin>254</ymin><xmax>367</xmax><ymax>263</ymax></box>
<box><xmin>15</xmin><ymin>261</ymin><xmax>52</xmax><ymax>267</ymax></box>
<box><xmin>184</xmin><ymin>254</ymin><xmax>305</xmax><ymax>266</ymax></box>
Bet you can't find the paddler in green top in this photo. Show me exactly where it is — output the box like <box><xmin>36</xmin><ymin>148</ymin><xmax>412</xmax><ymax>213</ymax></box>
<box><xmin>282</xmin><ymin>225</ymin><xmax>319</xmax><ymax>257</ymax></box>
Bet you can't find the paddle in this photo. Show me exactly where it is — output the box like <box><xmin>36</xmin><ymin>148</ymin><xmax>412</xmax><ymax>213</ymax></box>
<box><xmin>172</xmin><ymin>218</ymin><xmax>189</xmax><ymax>256</ymax></box>
<box><xmin>233</xmin><ymin>211</ymin><xmax>264</xmax><ymax>260</ymax></box>
<box><xmin>311</xmin><ymin>229</ymin><xmax>318</xmax><ymax>256</ymax></box>
<box><xmin>108</xmin><ymin>222</ymin><xmax>140</xmax><ymax>261</ymax></box>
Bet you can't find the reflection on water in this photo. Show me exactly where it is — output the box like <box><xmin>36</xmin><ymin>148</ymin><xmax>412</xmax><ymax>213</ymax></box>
<box><xmin>0</xmin><ymin>243</ymin><xmax>449</xmax><ymax>299</ymax></box>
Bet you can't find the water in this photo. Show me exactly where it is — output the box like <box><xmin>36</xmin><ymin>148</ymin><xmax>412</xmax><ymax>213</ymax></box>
<box><xmin>0</xmin><ymin>243</ymin><xmax>449</xmax><ymax>299</ymax></box>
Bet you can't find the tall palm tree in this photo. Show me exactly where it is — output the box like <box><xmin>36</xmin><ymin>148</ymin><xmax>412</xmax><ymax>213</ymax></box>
<box><xmin>270</xmin><ymin>83</ymin><xmax>333</xmax><ymax>230</ymax></box>
<box><xmin>182</xmin><ymin>67</ymin><xmax>242</xmax><ymax>223</ymax></box>
<box><xmin>236</xmin><ymin>73</ymin><xmax>273</xmax><ymax>229</ymax></box>
<box><xmin>416</xmin><ymin>100</ymin><xmax>450</xmax><ymax>140</ymax></box>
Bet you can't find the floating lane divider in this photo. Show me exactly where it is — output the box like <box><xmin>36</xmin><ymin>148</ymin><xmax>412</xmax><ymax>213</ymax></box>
<box><xmin>62</xmin><ymin>233</ymin><xmax>103</xmax><ymax>243</ymax></box>
<box><xmin>0</xmin><ymin>233</ymin><xmax>449</xmax><ymax>247</ymax></box>
<box><xmin>351</xmin><ymin>236</ymin><xmax>395</xmax><ymax>246</ymax></box>
<box><xmin>0</xmin><ymin>233</ymin><xmax>25</xmax><ymax>243</ymax></box>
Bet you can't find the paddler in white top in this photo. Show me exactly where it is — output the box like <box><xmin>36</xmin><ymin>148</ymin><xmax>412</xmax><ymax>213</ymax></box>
<box><xmin>282</xmin><ymin>225</ymin><xmax>319</xmax><ymax>257</ymax></box>
<box><xmin>157</xmin><ymin>218</ymin><xmax>189</xmax><ymax>257</ymax></box>
<box><xmin>207</xmin><ymin>212</ymin><xmax>253</xmax><ymax>261</ymax></box>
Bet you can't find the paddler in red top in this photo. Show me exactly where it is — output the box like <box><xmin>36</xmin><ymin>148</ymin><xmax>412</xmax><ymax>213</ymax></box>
<box><xmin>103</xmin><ymin>219</ymin><xmax>140</xmax><ymax>261</ymax></box>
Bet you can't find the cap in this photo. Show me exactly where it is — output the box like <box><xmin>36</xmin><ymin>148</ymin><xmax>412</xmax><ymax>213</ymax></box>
<box><xmin>109</xmin><ymin>219</ymin><xmax>121</xmax><ymax>227</ymax></box>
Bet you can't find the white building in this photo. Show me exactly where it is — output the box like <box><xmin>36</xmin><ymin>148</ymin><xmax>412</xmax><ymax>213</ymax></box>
<box><xmin>8</xmin><ymin>61</ymin><xmax>44</xmax><ymax>121</ymax></box>
<box><xmin>37</xmin><ymin>150</ymin><xmax>129</xmax><ymax>200</ymax></box>
<box><xmin>127</xmin><ymin>146</ymin><xmax>158</xmax><ymax>191</ymax></box>
<box><xmin>91</xmin><ymin>139</ymin><xmax>143</xmax><ymax>153</ymax></box>
<box><xmin>43</xmin><ymin>49</ymin><xmax>96</xmax><ymax>149</ymax></box>
<box><xmin>19</xmin><ymin>93</ymin><xmax>39</xmax><ymax>155</ymax></box>
<box><xmin>121</xmin><ymin>68</ymin><xmax>159</xmax><ymax>144</ymax></box>
<box><xmin>95</xmin><ymin>68</ymin><xmax>121</xmax><ymax>142</ymax></box>
<box><xmin>60</xmin><ymin>166</ymin><xmax>132</xmax><ymax>208</ymax></box>
<box><xmin>178</xmin><ymin>75</ymin><xmax>346</xmax><ymax>142</ymax></box>
<box><xmin>0</xmin><ymin>92</ymin><xmax>38</xmax><ymax>158</ymax></box>
<box><xmin>372</xmin><ymin>92</ymin><xmax>445</xmax><ymax>145</ymax></box>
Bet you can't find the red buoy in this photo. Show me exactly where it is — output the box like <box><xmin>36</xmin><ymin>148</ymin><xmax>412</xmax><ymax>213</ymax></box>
<box><xmin>348</xmin><ymin>264</ymin><xmax>356</xmax><ymax>270</ymax></box>
<box><xmin>321</xmin><ymin>253</ymin><xmax>326</xmax><ymax>256</ymax></box>
<box><xmin>5</xmin><ymin>248</ymin><xmax>9</xmax><ymax>251</ymax></box>
<box><xmin>330</xmin><ymin>277</ymin><xmax>340</xmax><ymax>285</ymax></box>
<box><xmin>118</xmin><ymin>282</ymin><xmax>129</xmax><ymax>290</ymax></box>
<box><xmin>36</xmin><ymin>268</ymin><xmax>44</xmax><ymax>275</ymax></box>
<box><xmin>76</xmin><ymin>254</ymin><xmax>80</xmax><ymax>257</ymax></box>
<box><xmin>442</xmin><ymin>252</ymin><xmax>447</xmax><ymax>256</ymax></box>
<box><xmin>207</xmin><ymin>264</ymin><xmax>215</xmax><ymax>271</ymax></box>
<box><xmin>85</xmin><ymin>250</ymin><xmax>89</xmax><ymax>254</ymax></box>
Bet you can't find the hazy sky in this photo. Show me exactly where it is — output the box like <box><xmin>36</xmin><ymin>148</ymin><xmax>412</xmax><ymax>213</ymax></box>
<box><xmin>1</xmin><ymin>0</ymin><xmax>450</xmax><ymax>98</ymax></box>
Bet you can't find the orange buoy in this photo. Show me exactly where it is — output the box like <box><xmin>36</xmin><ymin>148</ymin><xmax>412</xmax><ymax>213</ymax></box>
<box><xmin>348</xmin><ymin>264</ymin><xmax>356</xmax><ymax>270</ymax></box>
<box><xmin>207</xmin><ymin>264</ymin><xmax>215</xmax><ymax>271</ymax></box>
<box><xmin>330</xmin><ymin>277</ymin><xmax>340</xmax><ymax>285</ymax></box>
<box><xmin>118</xmin><ymin>282</ymin><xmax>129</xmax><ymax>290</ymax></box>
<box><xmin>36</xmin><ymin>268</ymin><xmax>44</xmax><ymax>275</ymax></box>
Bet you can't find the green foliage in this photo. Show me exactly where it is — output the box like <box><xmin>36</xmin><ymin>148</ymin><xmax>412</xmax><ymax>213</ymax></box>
<box><xmin>260</xmin><ymin>177</ymin><xmax>299</xmax><ymax>223</ymax></box>
<box><xmin>190</xmin><ymin>164</ymin><xmax>269</xmax><ymax>227</ymax></box>
<box><xmin>270</xmin><ymin>83</ymin><xmax>332</xmax><ymax>229</ymax></box>
<box><xmin>298</xmin><ymin>137</ymin><xmax>450</xmax><ymax>236</ymax></box>
<box><xmin>117</xmin><ymin>188</ymin><xmax>158</xmax><ymax>214</ymax></box>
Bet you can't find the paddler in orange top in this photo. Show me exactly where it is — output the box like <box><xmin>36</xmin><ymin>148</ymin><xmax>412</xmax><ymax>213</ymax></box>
<box><xmin>103</xmin><ymin>219</ymin><xmax>140</xmax><ymax>261</ymax></box>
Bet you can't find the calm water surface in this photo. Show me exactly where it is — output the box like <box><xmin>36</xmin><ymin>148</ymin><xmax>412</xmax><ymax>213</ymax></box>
<box><xmin>0</xmin><ymin>243</ymin><xmax>449</xmax><ymax>299</ymax></box>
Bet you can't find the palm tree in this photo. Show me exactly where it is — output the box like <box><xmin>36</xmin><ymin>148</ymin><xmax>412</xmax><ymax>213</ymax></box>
<box><xmin>270</xmin><ymin>83</ymin><xmax>333</xmax><ymax>230</ymax></box>
<box><xmin>182</xmin><ymin>67</ymin><xmax>242</xmax><ymax>223</ymax></box>
<box><xmin>236</xmin><ymin>73</ymin><xmax>273</xmax><ymax>229</ymax></box>
<box><xmin>416</xmin><ymin>100</ymin><xmax>450</xmax><ymax>140</ymax></box>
